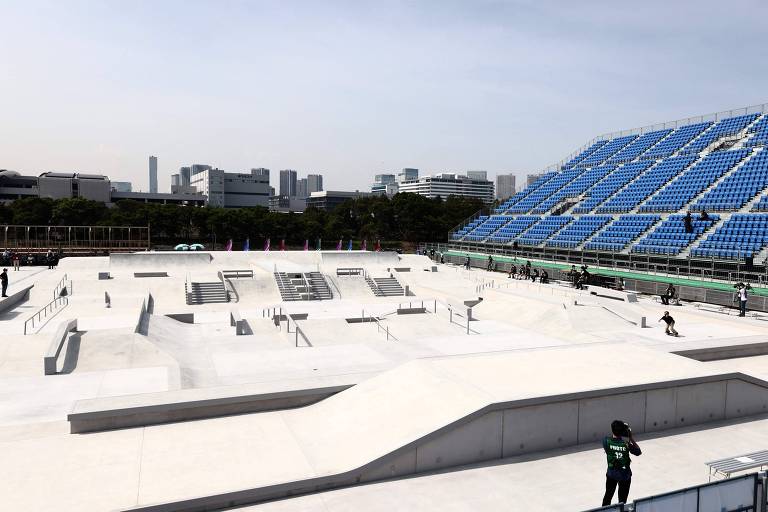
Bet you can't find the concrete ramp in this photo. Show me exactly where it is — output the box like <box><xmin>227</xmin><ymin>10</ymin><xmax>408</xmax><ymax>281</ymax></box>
<box><xmin>110</xmin><ymin>252</ymin><xmax>212</xmax><ymax>269</ymax></box>
<box><xmin>123</xmin><ymin>345</ymin><xmax>768</xmax><ymax>511</ymax></box>
<box><xmin>321</xmin><ymin>250</ymin><xmax>400</xmax><ymax>266</ymax></box>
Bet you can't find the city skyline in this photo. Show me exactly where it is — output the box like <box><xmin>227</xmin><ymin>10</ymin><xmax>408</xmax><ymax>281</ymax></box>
<box><xmin>1</xmin><ymin>1</ymin><xmax>767</xmax><ymax>192</ymax></box>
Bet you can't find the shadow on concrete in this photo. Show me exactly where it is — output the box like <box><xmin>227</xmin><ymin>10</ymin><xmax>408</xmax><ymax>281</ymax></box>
<box><xmin>60</xmin><ymin>331</ymin><xmax>83</xmax><ymax>374</ymax></box>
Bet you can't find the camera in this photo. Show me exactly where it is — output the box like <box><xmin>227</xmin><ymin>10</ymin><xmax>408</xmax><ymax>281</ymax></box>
<box><xmin>611</xmin><ymin>420</ymin><xmax>631</xmax><ymax>437</ymax></box>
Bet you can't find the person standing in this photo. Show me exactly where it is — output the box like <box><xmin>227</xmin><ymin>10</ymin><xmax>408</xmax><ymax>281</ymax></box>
<box><xmin>465</xmin><ymin>256</ymin><xmax>471</xmax><ymax>270</ymax></box>
<box><xmin>487</xmin><ymin>255</ymin><xmax>494</xmax><ymax>271</ymax></box>
<box><xmin>661</xmin><ymin>283</ymin><xmax>675</xmax><ymax>305</ymax></box>
<box><xmin>1</xmin><ymin>268</ymin><xmax>8</xmax><ymax>297</ymax></box>
<box><xmin>602</xmin><ymin>420</ymin><xmax>642</xmax><ymax>506</ymax></box>
<box><xmin>659</xmin><ymin>311</ymin><xmax>678</xmax><ymax>336</ymax></box>
<box><xmin>737</xmin><ymin>283</ymin><xmax>749</xmax><ymax>317</ymax></box>
<box><xmin>12</xmin><ymin>253</ymin><xmax>20</xmax><ymax>271</ymax></box>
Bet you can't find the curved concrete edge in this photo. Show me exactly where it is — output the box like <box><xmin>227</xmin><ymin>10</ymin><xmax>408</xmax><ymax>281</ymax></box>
<box><xmin>121</xmin><ymin>372</ymin><xmax>768</xmax><ymax>512</ymax></box>
<box><xmin>0</xmin><ymin>284</ymin><xmax>34</xmax><ymax>314</ymax></box>
<box><xmin>44</xmin><ymin>318</ymin><xmax>77</xmax><ymax>375</ymax></box>
<box><xmin>68</xmin><ymin>379</ymin><xmax>362</xmax><ymax>434</ymax></box>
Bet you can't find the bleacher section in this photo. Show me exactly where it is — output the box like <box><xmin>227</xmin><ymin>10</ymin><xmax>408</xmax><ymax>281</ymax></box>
<box><xmin>597</xmin><ymin>155</ymin><xmax>696</xmax><ymax>213</ymax></box>
<box><xmin>632</xmin><ymin>214</ymin><xmax>719</xmax><ymax>255</ymax></box>
<box><xmin>573</xmin><ymin>160</ymin><xmax>653</xmax><ymax>213</ymax></box>
<box><xmin>640</xmin><ymin>149</ymin><xmax>749</xmax><ymax>212</ymax></box>
<box><xmin>691</xmin><ymin>214</ymin><xmax>768</xmax><ymax>260</ymax></box>
<box><xmin>693</xmin><ymin>149</ymin><xmax>767</xmax><ymax>211</ymax></box>
<box><xmin>545</xmin><ymin>215</ymin><xmax>612</xmax><ymax>248</ymax></box>
<box><xmin>583</xmin><ymin>214</ymin><xmax>661</xmax><ymax>252</ymax></box>
<box><xmin>679</xmin><ymin>114</ymin><xmax>759</xmax><ymax>155</ymax></box>
<box><xmin>449</xmin><ymin>108</ymin><xmax>768</xmax><ymax>263</ymax></box>
<box><xmin>517</xmin><ymin>216</ymin><xmax>571</xmax><ymax>246</ymax></box>
<box><xmin>487</xmin><ymin>215</ymin><xmax>540</xmax><ymax>243</ymax></box>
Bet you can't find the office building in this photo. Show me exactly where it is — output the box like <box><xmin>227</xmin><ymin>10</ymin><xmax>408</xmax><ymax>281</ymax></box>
<box><xmin>111</xmin><ymin>181</ymin><xmax>132</xmax><ymax>193</ymax></box>
<box><xmin>307</xmin><ymin>174</ymin><xmax>323</xmax><ymax>194</ymax></box>
<box><xmin>297</xmin><ymin>178</ymin><xmax>308</xmax><ymax>199</ymax></box>
<box><xmin>279</xmin><ymin>170</ymin><xmax>297</xmax><ymax>197</ymax></box>
<box><xmin>397</xmin><ymin>168</ymin><xmax>419</xmax><ymax>182</ymax></box>
<box><xmin>251</xmin><ymin>168</ymin><xmax>270</xmax><ymax>181</ymax></box>
<box><xmin>305</xmin><ymin>190</ymin><xmax>372</xmax><ymax>211</ymax></box>
<box><xmin>148</xmin><ymin>156</ymin><xmax>158</xmax><ymax>194</ymax></box>
<box><xmin>190</xmin><ymin>167</ymin><xmax>270</xmax><ymax>208</ymax></box>
<box><xmin>496</xmin><ymin>173</ymin><xmax>516</xmax><ymax>201</ymax></box>
<box><xmin>269</xmin><ymin>195</ymin><xmax>306</xmax><ymax>213</ymax></box>
<box><xmin>191</xmin><ymin>164</ymin><xmax>211</xmax><ymax>176</ymax></box>
<box><xmin>180</xmin><ymin>167</ymin><xmax>192</xmax><ymax>186</ymax></box>
<box><xmin>466</xmin><ymin>171</ymin><xmax>488</xmax><ymax>181</ymax></box>
<box><xmin>371</xmin><ymin>174</ymin><xmax>398</xmax><ymax>196</ymax></box>
<box><xmin>397</xmin><ymin>173</ymin><xmax>494</xmax><ymax>203</ymax></box>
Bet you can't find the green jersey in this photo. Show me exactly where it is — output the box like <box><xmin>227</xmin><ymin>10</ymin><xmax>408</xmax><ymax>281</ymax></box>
<box><xmin>604</xmin><ymin>437</ymin><xmax>631</xmax><ymax>470</ymax></box>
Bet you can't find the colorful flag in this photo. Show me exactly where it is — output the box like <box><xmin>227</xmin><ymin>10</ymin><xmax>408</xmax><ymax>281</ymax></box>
<box><xmin>375</xmin><ymin>240</ymin><xmax>381</xmax><ymax>252</ymax></box>
<box><xmin>347</xmin><ymin>239</ymin><xmax>353</xmax><ymax>251</ymax></box>
<box><xmin>264</xmin><ymin>238</ymin><xmax>270</xmax><ymax>252</ymax></box>
<box><xmin>243</xmin><ymin>238</ymin><xmax>250</xmax><ymax>252</ymax></box>
<box><xmin>225</xmin><ymin>239</ymin><xmax>233</xmax><ymax>252</ymax></box>
<box><xmin>361</xmin><ymin>239</ymin><xmax>367</xmax><ymax>251</ymax></box>
<box><xmin>280</xmin><ymin>239</ymin><xmax>286</xmax><ymax>251</ymax></box>
<box><xmin>303</xmin><ymin>239</ymin><xmax>309</xmax><ymax>251</ymax></box>
<box><xmin>336</xmin><ymin>239</ymin><xmax>342</xmax><ymax>250</ymax></box>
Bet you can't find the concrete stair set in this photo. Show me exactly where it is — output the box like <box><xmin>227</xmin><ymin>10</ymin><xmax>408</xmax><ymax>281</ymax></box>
<box><xmin>366</xmin><ymin>275</ymin><xmax>405</xmax><ymax>296</ymax></box>
<box><xmin>185</xmin><ymin>281</ymin><xmax>229</xmax><ymax>305</ymax></box>
<box><xmin>274</xmin><ymin>272</ymin><xmax>333</xmax><ymax>301</ymax></box>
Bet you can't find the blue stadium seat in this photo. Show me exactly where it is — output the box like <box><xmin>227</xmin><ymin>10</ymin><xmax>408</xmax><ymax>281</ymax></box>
<box><xmin>583</xmin><ymin>214</ymin><xmax>661</xmax><ymax>251</ymax></box>
<box><xmin>516</xmin><ymin>216</ymin><xmax>572</xmax><ymax>246</ymax></box>
<box><xmin>561</xmin><ymin>141</ymin><xmax>609</xmax><ymax>170</ymax></box>
<box><xmin>679</xmin><ymin>114</ymin><xmax>759</xmax><ymax>155</ymax></box>
<box><xmin>509</xmin><ymin>168</ymin><xmax>585</xmax><ymax>213</ymax></box>
<box><xmin>597</xmin><ymin>155</ymin><xmax>696</xmax><ymax>213</ymax></box>
<box><xmin>532</xmin><ymin>165</ymin><xmax>615</xmax><ymax>213</ymax></box>
<box><xmin>577</xmin><ymin>135</ymin><xmax>637</xmax><ymax>168</ymax></box>
<box><xmin>607</xmin><ymin>129</ymin><xmax>671</xmax><ymax>164</ymax></box>
<box><xmin>753</xmin><ymin>195</ymin><xmax>768</xmax><ymax>212</ymax></box>
<box><xmin>496</xmin><ymin>172</ymin><xmax>556</xmax><ymax>213</ymax></box>
<box><xmin>545</xmin><ymin>215</ymin><xmax>612</xmax><ymax>248</ymax></box>
<box><xmin>631</xmin><ymin>214</ymin><xmax>719</xmax><ymax>255</ymax></box>
<box><xmin>487</xmin><ymin>216</ymin><xmax>540</xmax><ymax>243</ymax></box>
<box><xmin>574</xmin><ymin>160</ymin><xmax>653</xmax><ymax>213</ymax></box>
<box><xmin>691</xmin><ymin>213</ymin><xmax>768</xmax><ymax>260</ymax></box>
<box><xmin>639</xmin><ymin>149</ymin><xmax>749</xmax><ymax>212</ymax></box>
<box><xmin>643</xmin><ymin>122</ymin><xmax>711</xmax><ymax>159</ymax></box>
<box><xmin>693</xmin><ymin>149</ymin><xmax>768</xmax><ymax>211</ymax></box>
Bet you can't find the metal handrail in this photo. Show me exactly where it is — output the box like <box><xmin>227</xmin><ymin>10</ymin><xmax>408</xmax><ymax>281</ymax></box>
<box><xmin>52</xmin><ymin>273</ymin><xmax>68</xmax><ymax>299</ymax></box>
<box><xmin>324</xmin><ymin>274</ymin><xmax>342</xmax><ymax>299</ymax></box>
<box><xmin>24</xmin><ymin>296</ymin><xmax>69</xmax><ymax>335</ymax></box>
<box><xmin>360</xmin><ymin>308</ymin><xmax>398</xmax><ymax>341</ymax></box>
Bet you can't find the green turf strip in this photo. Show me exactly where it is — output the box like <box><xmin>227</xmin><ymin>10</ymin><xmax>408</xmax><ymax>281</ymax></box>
<box><xmin>444</xmin><ymin>249</ymin><xmax>768</xmax><ymax>297</ymax></box>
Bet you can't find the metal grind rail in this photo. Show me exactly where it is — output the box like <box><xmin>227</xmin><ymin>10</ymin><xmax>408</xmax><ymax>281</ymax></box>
<box><xmin>24</xmin><ymin>296</ymin><xmax>69</xmax><ymax>335</ymax></box>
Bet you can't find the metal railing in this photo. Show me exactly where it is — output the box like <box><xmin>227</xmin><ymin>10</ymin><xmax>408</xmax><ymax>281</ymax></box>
<box><xmin>52</xmin><ymin>274</ymin><xmax>69</xmax><ymax>299</ymax></box>
<box><xmin>24</xmin><ymin>296</ymin><xmax>69</xmax><ymax>335</ymax></box>
<box><xmin>359</xmin><ymin>308</ymin><xmax>397</xmax><ymax>341</ymax></box>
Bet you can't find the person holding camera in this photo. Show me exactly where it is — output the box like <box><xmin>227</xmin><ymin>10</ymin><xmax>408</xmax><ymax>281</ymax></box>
<box><xmin>602</xmin><ymin>420</ymin><xmax>642</xmax><ymax>506</ymax></box>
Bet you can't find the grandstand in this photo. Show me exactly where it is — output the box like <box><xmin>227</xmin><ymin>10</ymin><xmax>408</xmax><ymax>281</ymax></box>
<box><xmin>450</xmin><ymin>104</ymin><xmax>768</xmax><ymax>278</ymax></box>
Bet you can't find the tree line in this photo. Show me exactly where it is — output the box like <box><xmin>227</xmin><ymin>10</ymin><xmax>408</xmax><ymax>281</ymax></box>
<box><xmin>0</xmin><ymin>194</ymin><xmax>485</xmax><ymax>248</ymax></box>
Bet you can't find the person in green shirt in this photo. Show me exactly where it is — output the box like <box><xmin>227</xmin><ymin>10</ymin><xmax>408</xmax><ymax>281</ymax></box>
<box><xmin>602</xmin><ymin>420</ymin><xmax>642</xmax><ymax>506</ymax></box>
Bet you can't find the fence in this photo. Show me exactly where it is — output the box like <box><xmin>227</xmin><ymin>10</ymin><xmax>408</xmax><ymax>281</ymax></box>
<box><xmin>1</xmin><ymin>225</ymin><xmax>150</xmax><ymax>254</ymax></box>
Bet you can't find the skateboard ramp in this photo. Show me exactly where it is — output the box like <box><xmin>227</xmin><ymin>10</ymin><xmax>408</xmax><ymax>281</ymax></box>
<box><xmin>122</xmin><ymin>345</ymin><xmax>768</xmax><ymax>511</ymax></box>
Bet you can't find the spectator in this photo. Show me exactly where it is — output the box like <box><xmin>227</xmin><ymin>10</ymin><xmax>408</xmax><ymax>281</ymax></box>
<box><xmin>568</xmin><ymin>265</ymin><xmax>578</xmax><ymax>287</ymax></box>
<box><xmin>659</xmin><ymin>311</ymin><xmax>678</xmax><ymax>336</ymax></box>
<box><xmin>1</xmin><ymin>268</ymin><xmax>7</xmax><ymax>297</ymax></box>
<box><xmin>465</xmin><ymin>256</ymin><xmax>471</xmax><ymax>270</ymax></box>
<box><xmin>487</xmin><ymin>255</ymin><xmax>494</xmax><ymax>271</ymax></box>
<box><xmin>737</xmin><ymin>283</ymin><xmax>749</xmax><ymax>317</ymax></box>
<box><xmin>26</xmin><ymin>254</ymin><xmax>34</xmax><ymax>266</ymax></box>
<box><xmin>660</xmin><ymin>283</ymin><xmax>675</xmax><ymax>305</ymax></box>
<box><xmin>439</xmin><ymin>253</ymin><xmax>445</xmax><ymax>264</ymax></box>
<box><xmin>684</xmin><ymin>211</ymin><xmax>693</xmax><ymax>233</ymax></box>
<box><xmin>12</xmin><ymin>253</ymin><xmax>20</xmax><ymax>271</ymax></box>
<box><xmin>540</xmin><ymin>269</ymin><xmax>549</xmax><ymax>284</ymax></box>
<box><xmin>46</xmin><ymin>250</ymin><xmax>55</xmax><ymax>270</ymax></box>
<box><xmin>576</xmin><ymin>267</ymin><xmax>590</xmax><ymax>290</ymax></box>
<box><xmin>602</xmin><ymin>420</ymin><xmax>641</xmax><ymax>506</ymax></box>
<box><xmin>531</xmin><ymin>268</ymin><xmax>539</xmax><ymax>282</ymax></box>
<box><xmin>508</xmin><ymin>263</ymin><xmax>517</xmax><ymax>279</ymax></box>
<box><xmin>700</xmin><ymin>210</ymin><xmax>709</xmax><ymax>221</ymax></box>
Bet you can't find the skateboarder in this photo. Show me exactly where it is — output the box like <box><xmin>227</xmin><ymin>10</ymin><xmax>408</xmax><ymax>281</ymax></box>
<box><xmin>659</xmin><ymin>311</ymin><xmax>678</xmax><ymax>336</ymax></box>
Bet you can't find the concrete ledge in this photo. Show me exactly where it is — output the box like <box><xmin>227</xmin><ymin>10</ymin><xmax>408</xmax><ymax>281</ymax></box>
<box><xmin>134</xmin><ymin>272</ymin><xmax>168</xmax><ymax>278</ymax></box>
<box><xmin>0</xmin><ymin>284</ymin><xmax>34</xmax><ymax>314</ymax></box>
<box><xmin>135</xmin><ymin>292</ymin><xmax>154</xmax><ymax>335</ymax></box>
<box><xmin>586</xmin><ymin>285</ymin><xmax>637</xmax><ymax>303</ymax></box>
<box><xmin>68</xmin><ymin>376</ymin><xmax>363</xmax><ymax>434</ymax></box>
<box><xmin>44</xmin><ymin>318</ymin><xmax>77</xmax><ymax>375</ymax></box>
<box><xmin>674</xmin><ymin>342</ymin><xmax>768</xmax><ymax>362</ymax></box>
<box><xmin>230</xmin><ymin>309</ymin><xmax>250</xmax><ymax>335</ymax></box>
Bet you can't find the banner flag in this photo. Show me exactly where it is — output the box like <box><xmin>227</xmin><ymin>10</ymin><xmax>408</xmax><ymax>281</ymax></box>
<box><xmin>347</xmin><ymin>239</ymin><xmax>353</xmax><ymax>251</ymax></box>
<box><xmin>303</xmin><ymin>239</ymin><xmax>309</xmax><ymax>251</ymax></box>
<box><xmin>375</xmin><ymin>239</ymin><xmax>381</xmax><ymax>252</ymax></box>
<box><xmin>280</xmin><ymin>239</ymin><xmax>286</xmax><ymax>251</ymax></box>
<box><xmin>225</xmin><ymin>239</ymin><xmax>233</xmax><ymax>252</ymax></box>
<box><xmin>362</xmin><ymin>239</ymin><xmax>367</xmax><ymax>251</ymax></box>
<box><xmin>243</xmin><ymin>238</ymin><xmax>250</xmax><ymax>252</ymax></box>
<box><xmin>264</xmin><ymin>238</ymin><xmax>270</xmax><ymax>252</ymax></box>
<box><xmin>336</xmin><ymin>239</ymin><xmax>342</xmax><ymax>250</ymax></box>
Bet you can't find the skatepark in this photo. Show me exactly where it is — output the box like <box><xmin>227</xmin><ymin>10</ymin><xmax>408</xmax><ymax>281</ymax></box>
<box><xmin>2</xmin><ymin>250</ymin><xmax>768</xmax><ymax>511</ymax></box>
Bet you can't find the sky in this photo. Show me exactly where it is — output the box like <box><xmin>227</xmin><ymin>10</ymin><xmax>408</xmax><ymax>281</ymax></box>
<box><xmin>1</xmin><ymin>0</ymin><xmax>767</xmax><ymax>193</ymax></box>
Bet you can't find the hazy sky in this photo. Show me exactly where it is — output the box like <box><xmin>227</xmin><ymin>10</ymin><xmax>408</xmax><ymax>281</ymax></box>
<box><xmin>1</xmin><ymin>0</ymin><xmax>767</xmax><ymax>192</ymax></box>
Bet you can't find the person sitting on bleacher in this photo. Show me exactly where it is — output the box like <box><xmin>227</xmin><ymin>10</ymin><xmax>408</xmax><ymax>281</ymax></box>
<box><xmin>700</xmin><ymin>210</ymin><xmax>710</xmax><ymax>221</ymax></box>
<box><xmin>540</xmin><ymin>269</ymin><xmax>549</xmax><ymax>284</ymax></box>
<box><xmin>660</xmin><ymin>284</ymin><xmax>675</xmax><ymax>305</ymax></box>
<box><xmin>508</xmin><ymin>263</ymin><xmax>516</xmax><ymax>279</ymax></box>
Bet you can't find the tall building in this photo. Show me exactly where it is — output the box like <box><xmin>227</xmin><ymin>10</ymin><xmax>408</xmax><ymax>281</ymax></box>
<box><xmin>397</xmin><ymin>173</ymin><xmax>494</xmax><ymax>203</ymax></box>
<box><xmin>398</xmin><ymin>168</ymin><xmax>419</xmax><ymax>182</ymax></box>
<box><xmin>371</xmin><ymin>174</ymin><xmax>397</xmax><ymax>196</ymax></box>
<box><xmin>148</xmin><ymin>156</ymin><xmax>158</xmax><ymax>193</ymax></box>
<box><xmin>190</xmin><ymin>168</ymin><xmax>270</xmax><ymax>208</ymax></box>
<box><xmin>466</xmin><ymin>171</ymin><xmax>487</xmax><ymax>181</ymax></box>
<box><xmin>279</xmin><ymin>169</ymin><xmax>297</xmax><ymax>197</ymax></box>
<box><xmin>251</xmin><ymin>168</ymin><xmax>270</xmax><ymax>181</ymax></box>
<box><xmin>496</xmin><ymin>173</ymin><xmax>516</xmax><ymax>200</ymax></box>
<box><xmin>296</xmin><ymin>178</ymin><xmax>308</xmax><ymax>199</ymax></box>
<box><xmin>179</xmin><ymin>167</ymin><xmax>192</xmax><ymax>186</ymax></box>
<box><xmin>307</xmin><ymin>174</ymin><xmax>323</xmax><ymax>194</ymax></box>
<box><xmin>191</xmin><ymin>164</ymin><xmax>211</xmax><ymax>176</ymax></box>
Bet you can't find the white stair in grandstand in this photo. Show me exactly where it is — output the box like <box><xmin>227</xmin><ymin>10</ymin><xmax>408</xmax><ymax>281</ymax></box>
<box><xmin>684</xmin><ymin>148</ymin><xmax>755</xmax><ymax>213</ymax></box>
<box><xmin>633</xmin><ymin>128</ymin><xmax>676</xmax><ymax>161</ymax></box>
<box><xmin>754</xmin><ymin>244</ymin><xmax>768</xmax><ymax>265</ymax></box>
<box><xmin>574</xmin><ymin>214</ymin><xmax>622</xmax><ymax>250</ymax></box>
<box><xmin>731</xmin><ymin>114</ymin><xmax>767</xmax><ymax>149</ymax></box>
<box><xmin>630</xmin><ymin>154</ymin><xmax>705</xmax><ymax>214</ymax></box>
<box><xmin>678</xmin><ymin>213</ymin><xmax>732</xmax><ymax>258</ymax></box>
<box><xmin>619</xmin><ymin>214</ymin><xmax>667</xmax><ymax>255</ymax></box>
